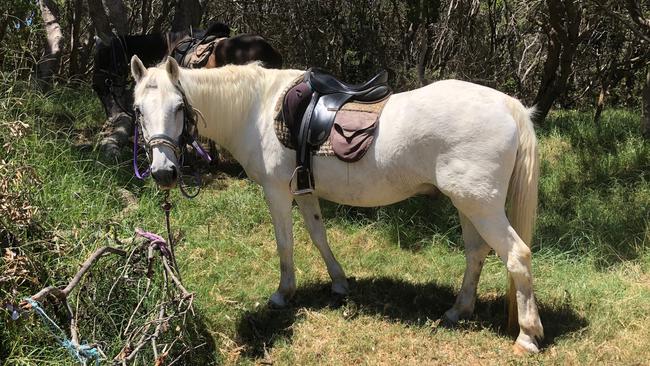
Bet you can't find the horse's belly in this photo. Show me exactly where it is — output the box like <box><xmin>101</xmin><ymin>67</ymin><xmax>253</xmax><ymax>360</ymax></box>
<box><xmin>312</xmin><ymin>158</ymin><xmax>436</xmax><ymax>207</ymax></box>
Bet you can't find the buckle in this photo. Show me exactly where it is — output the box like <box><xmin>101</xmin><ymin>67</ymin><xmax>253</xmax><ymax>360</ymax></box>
<box><xmin>289</xmin><ymin>166</ymin><xmax>314</xmax><ymax>196</ymax></box>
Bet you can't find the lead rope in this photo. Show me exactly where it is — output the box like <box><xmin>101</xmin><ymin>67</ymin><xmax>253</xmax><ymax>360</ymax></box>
<box><xmin>162</xmin><ymin>191</ymin><xmax>182</xmax><ymax>280</ymax></box>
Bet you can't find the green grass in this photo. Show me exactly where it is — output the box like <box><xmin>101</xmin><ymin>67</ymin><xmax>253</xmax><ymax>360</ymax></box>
<box><xmin>1</xmin><ymin>81</ymin><xmax>649</xmax><ymax>365</ymax></box>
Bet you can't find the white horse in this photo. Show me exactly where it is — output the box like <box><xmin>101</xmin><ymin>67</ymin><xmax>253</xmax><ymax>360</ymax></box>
<box><xmin>131</xmin><ymin>56</ymin><xmax>544</xmax><ymax>354</ymax></box>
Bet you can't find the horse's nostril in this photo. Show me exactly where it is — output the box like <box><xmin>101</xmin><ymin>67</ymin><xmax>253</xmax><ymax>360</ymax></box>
<box><xmin>170</xmin><ymin>168</ymin><xmax>178</xmax><ymax>181</ymax></box>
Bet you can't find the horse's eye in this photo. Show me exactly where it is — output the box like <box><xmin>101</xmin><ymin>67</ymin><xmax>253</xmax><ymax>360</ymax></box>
<box><xmin>176</xmin><ymin>104</ymin><xmax>184</xmax><ymax>112</ymax></box>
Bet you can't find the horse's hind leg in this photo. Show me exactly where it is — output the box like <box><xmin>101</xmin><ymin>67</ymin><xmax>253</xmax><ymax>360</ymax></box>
<box><xmin>295</xmin><ymin>195</ymin><xmax>349</xmax><ymax>296</ymax></box>
<box><xmin>455</xmin><ymin>203</ymin><xmax>543</xmax><ymax>353</ymax></box>
<box><xmin>443</xmin><ymin>213</ymin><xmax>491</xmax><ymax>324</ymax></box>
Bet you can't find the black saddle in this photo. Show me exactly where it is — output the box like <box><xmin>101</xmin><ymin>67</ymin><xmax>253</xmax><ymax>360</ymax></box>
<box><xmin>291</xmin><ymin>68</ymin><xmax>391</xmax><ymax>195</ymax></box>
<box><xmin>308</xmin><ymin>68</ymin><xmax>389</xmax><ymax>98</ymax></box>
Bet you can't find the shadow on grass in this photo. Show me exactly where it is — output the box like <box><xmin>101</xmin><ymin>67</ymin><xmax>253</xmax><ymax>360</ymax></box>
<box><xmin>321</xmin><ymin>196</ymin><xmax>462</xmax><ymax>253</ymax></box>
<box><xmin>235</xmin><ymin>277</ymin><xmax>587</xmax><ymax>359</ymax></box>
<box><xmin>181</xmin><ymin>311</ymin><xmax>220</xmax><ymax>365</ymax></box>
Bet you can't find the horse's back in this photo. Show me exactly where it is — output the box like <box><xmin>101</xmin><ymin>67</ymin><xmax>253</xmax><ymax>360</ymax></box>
<box><xmin>378</xmin><ymin>79</ymin><xmax>524</xmax><ymax>151</ymax></box>
<box><xmin>215</xmin><ymin>34</ymin><xmax>283</xmax><ymax>68</ymax></box>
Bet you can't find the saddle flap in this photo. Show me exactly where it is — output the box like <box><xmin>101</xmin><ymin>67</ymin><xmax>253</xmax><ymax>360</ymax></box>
<box><xmin>307</xmin><ymin>93</ymin><xmax>352</xmax><ymax>145</ymax></box>
<box><xmin>281</xmin><ymin>82</ymin><xmax>314</xmax><ymax>143</ymax></box>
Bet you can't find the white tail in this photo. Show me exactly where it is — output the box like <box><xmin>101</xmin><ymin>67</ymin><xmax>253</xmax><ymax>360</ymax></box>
<box><xmin>504</xmin><ymin>98</ymin><xmax>539</xmax><ymax>333</ymax></box>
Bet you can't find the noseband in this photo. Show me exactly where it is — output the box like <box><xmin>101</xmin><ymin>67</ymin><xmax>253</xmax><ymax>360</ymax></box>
<box><xmin>133</xmin><ymin>81</ymin><xmax>212</xmax><ymax>196</ymax></box>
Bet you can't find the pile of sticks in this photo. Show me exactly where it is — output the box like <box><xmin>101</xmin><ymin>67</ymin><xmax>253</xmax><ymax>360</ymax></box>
<box><xmin>20</xmin><ymin>230</ymin><xmax>200</xmax><ymax>365</ymax></box>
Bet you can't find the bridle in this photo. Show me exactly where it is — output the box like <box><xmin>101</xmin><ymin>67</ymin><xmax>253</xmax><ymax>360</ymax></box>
<box><xmin>133</xmin><ymin>81</ymin><xmax>212</xmax><ymax>198</ymax></box>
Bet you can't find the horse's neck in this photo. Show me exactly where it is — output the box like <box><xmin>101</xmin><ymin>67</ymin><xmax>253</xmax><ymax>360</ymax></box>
<box><xmin>178</xmin><ymin>67</ymin><xmax>302</xmax><ymax>162</ymax></box>
<box><xmin>178</xmin><ymin>68</ymin><xmax>260</xmax><ymax>154</ymax></box>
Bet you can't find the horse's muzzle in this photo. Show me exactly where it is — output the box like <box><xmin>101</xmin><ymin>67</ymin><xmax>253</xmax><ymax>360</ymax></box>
<box><xmin>151</xmin><ymin>166</ymin><xmax>178</xmax><ymax>189</ymax></box>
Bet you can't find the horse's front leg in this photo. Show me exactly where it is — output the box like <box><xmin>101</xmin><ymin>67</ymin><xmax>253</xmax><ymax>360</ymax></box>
<box><xmin>264</xmin><ymin>184</ymin><xmax>296</xmax><ymax>307</ymax></box>
<box><xmin>295</xmin><ymin>195</ymin><xmax>348</xmax><ymax>296</ymax></box>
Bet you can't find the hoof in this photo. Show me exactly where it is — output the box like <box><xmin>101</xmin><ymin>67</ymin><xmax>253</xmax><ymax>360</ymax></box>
<box><xmin>440</xmin><ymin>307</ymin><xmax>464</xmax><ymax>328</ymax></box>
<box><xmin>331</xmin><ymin>279</ymin><xmax>349</xmax><ymax>296</ymax></box>
<box><xmin>440</xmin><ymin>315</ymin><xmax>456</xmax><ymax>328</ymax></box>
<box><xmin>329</xmin><ymin>292</ymin><xmax>347</xmax><ymax>308</ymax></box>
<box><xmin>513</xmin><ymin>340</ymin><xmax>540</xmax><ymax>355</ymax></box>
<box><xmin>268</xmin><ymin>292</ymin><xmax>290</xmax><ymax>308</ymax></box>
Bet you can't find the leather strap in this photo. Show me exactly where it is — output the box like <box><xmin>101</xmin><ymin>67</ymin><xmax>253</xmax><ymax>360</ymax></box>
<box><xmin>295</xmin><ymin>90</ymin><xmax>319</xmax><ymax>192</ymax></box>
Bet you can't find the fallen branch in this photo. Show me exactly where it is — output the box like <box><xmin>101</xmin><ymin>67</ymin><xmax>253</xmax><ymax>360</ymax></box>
<box><xmin>25</xmin><ymin>246</ymin><xmax>127</xmax><ymax>304</ymax></box>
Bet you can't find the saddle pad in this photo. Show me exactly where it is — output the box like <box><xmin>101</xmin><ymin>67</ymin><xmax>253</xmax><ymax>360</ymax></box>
<box><xmin>273</xmin><ymin>75</ymin><xmax>390</xmax><ymax>161</ymax></box>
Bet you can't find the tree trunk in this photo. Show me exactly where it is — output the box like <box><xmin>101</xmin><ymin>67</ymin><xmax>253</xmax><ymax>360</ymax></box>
<box><xmin>103</xmin><ymin>0</ymin><xmax>129</xmax><ymax>35</ymax></box>
<box><xmin>417</xmin><ymin>25</ymin><xmax>432</xmax><ymax>86</ymax></box>
<box><xmin>87</xmin><ymin>0</ymin><xmax>113</xmax><ymax>44</ymax></box>
<box><xmin>36</xmin><ymin>0</ymin><xmax>65</xmax><ymax>87</ymax></box>
<box><xmin>642</xmin><ymin>69</ymin><xmax>650</xmax><ymax>139</ymax></box>
<box><xmin>171</xmin><ymin>0</ymin><xmax>202</xmax><ymax>32</ymax></box>
<box><xmin>141</xmin><ymin>0</ymin><xmax>151</xmax><ymax>33</ymax></box>
<box><xmin>532</xmin><ymin>0</ymin><xmax>581</xmax><ymax>124</ymax></box>
<box><xmin>68</xmin><ymin>0</ymin><xmax>84</xmax><ymax>77</ymax></box>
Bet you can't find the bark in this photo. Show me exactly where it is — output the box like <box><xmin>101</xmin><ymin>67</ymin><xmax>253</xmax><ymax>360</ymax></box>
<box><xmin>594</xmin><ymin>82</ymin><xmax>607</xmax><ymax>125</ymax></box>
<box><xmin>87</xmin><ymin>0</ymin><xmax>113</xmax><ymax>44</ymax></box>
<box><xmin>36</xmin><ymin>0</ymin><xmax>65</xmax><ymax>86</ymax></box>
<box><xmin>417</xmin><ymin>26</ymin><xmax>432</xmax><ymax>86</ymax></box>
<box><xmin>171</xmin><ymin>0</ymin><xmax>202</xmax><ymax>32</ymax></box>
<box><xmin>103</xmin><ymin>0</ymin><xmax>129</xmax><ymax>35</ymax></box>
<box><xmin>642</xmin><ymin>69</ymin><xmax>650</xmax><ymax>138</ymax></box>
<box><xmin>141</xmin><ymin>0</ymin><xmax>151</xmax><ymax>33</ymax></box>
<box><xmin>68</xmin><ymin>0</ymin><xmax>84</xmax><ymax>76</ymax></box>
<box><xmin>532</xmin><ymin>0</ymin><xmax>582</xmax><ymax>123</ymax></box>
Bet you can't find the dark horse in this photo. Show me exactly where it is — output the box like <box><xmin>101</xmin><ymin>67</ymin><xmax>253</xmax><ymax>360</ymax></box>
<box><xmin>92</xmin><ymin>23</ymin><xmax>283</xmax><ymax>156</ymax></box>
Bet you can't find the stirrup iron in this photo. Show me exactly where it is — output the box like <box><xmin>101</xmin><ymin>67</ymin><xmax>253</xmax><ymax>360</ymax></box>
<box><xmin>289</xmin><ymin>166</ymin><xmax>314</xmax><ymax>196</ymax></box>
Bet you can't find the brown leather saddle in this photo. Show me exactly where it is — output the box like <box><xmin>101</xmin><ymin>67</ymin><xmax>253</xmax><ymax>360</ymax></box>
<box><xmin>172</xmin><ymin>27</ymin><xmax>227</xmax><ymax>69</ymax></box>
<box><xmin>281</xmin><ymin>68</ymin><xmax>391</xmax><ymax>195</ymax></box>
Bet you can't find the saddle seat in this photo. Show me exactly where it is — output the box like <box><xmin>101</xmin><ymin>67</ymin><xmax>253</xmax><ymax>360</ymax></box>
<box><xmin>308</xmin><ymin>68</ymin><xmax>389</xmax><ymax>100</ymax></box>
<box><xmin>288</xmin><ymin>68</ymin><xmax>392</xmax><ymax>195</ymax></box>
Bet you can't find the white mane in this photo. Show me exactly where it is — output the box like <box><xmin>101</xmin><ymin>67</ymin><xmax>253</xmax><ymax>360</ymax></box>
<box><xmin>133</xmin><ymin>62</ymin><xmax>302</xmax><ymax>148</ymax></box>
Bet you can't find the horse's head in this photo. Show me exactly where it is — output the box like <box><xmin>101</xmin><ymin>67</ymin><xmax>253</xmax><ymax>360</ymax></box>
<box><xmin>131</xmin><ymin>55</ymin><xmax>187</xmax><ymax>189</ymax></box>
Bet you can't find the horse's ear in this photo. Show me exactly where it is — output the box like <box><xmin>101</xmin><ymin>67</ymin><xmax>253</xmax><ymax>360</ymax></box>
<box><xmin>131</xmin><ymin>55</ymin><xmax>147</xmax><ymax>82</ymax></box>
<box><xmin>165</xmin><ymin>56</ymin><xmax>180</xmax><ymax>82</ymax></box>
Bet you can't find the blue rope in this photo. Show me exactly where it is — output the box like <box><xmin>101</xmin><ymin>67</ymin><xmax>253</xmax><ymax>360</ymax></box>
<box><xmin>23</xmin><ymin>298</ymin><xmax>102</xmax><ymax>365</ymax></box>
